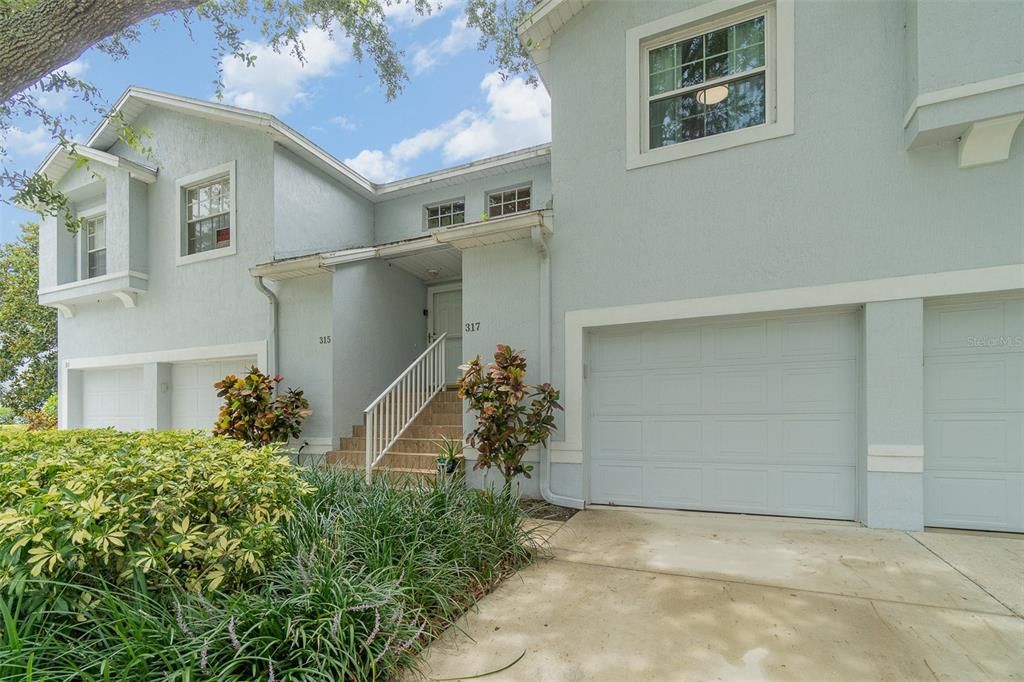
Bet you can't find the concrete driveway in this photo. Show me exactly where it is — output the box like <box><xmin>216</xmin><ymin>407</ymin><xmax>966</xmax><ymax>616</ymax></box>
<box><xmin>418</xmin><ymin>508</ymin><xmax>1024</xmax><ymax>681</ymax></box>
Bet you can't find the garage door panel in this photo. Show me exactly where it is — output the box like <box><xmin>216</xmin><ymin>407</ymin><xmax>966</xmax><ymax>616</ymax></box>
<box><xmin>925</xmin><ymin>472</ymin><xmax>1023</xmax><ymax>531</ymax></box>
<box><xmin>926</xmin><ymin>414</ymin><xmax>1022</xmax><ymax>471</ymax></box>
<box><xmin>781</xmin><ymin>361</ymin><xmax>857</xmax><ymax>411</ymax></box>
<box><xmin>708</xmin><ymin>320</ymin><xmax>771</xmax><ymax>362</ymax></box>
<box><xmin>926</xmin><ymin>355</ymin><xmax>1024</xmax><ymax>412</ymax></box>
<box><xmin>647</xmin><ymin>419</ymin><xmax>702</xmax><ymax>458</ymax></box>
<box><xmin>715</xmin><ymin>418</ymin><xmax>771</xmax><ymax>460</ymax></box>
<box><xmin>591</xmin><ymin>331</ymin><xmax>642</xmax><ymax>369</ymax></box>
<box><xmin>645</xmin><ymin>372</ymin><xmax>702</xmax><ymax>411</ymax></box>
<box><xmin>644</xmin><ymin>326</ymin><xmax>701</xmax><ymax>366</ymax></box>
<box><xmin>645</xmin><ymin>465</ymin><xmax>703</xmax><ymax>508</ymax></box>
<box><xmin>591</xmin><ymin>463</ymin><xmax>645</xmax><ymax>505</ymax></box>
<box><xmin>590</xmin><ymin>375</ymin><xmax>644</xmax><ymax>412</ymax></box>
<box><xmin>782</xmin><ymin>416</ymin><xmax>856</xmax><ymax>465</ymax></box>
<box><xmin>592</xmin><ymin>419</ymin><xmax>643</xmax><ymax>456</ymax></box>
<box><xmin>781</xmin><ymin>468</ymin><xmax>855</xmax><ymax>518</ymax></box>
<box><xmin>780</xmin><ymin>314</ymin><xmax>845</xmax><ymax>358</ymax></box>
<box><xmin>714</xmin><ymin>467</ymin><xmax>771</xmax><ymax>511</ymax></box>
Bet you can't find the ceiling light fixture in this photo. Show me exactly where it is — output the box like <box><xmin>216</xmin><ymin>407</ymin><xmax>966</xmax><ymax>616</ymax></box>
<box><xmin>697</xmin><ymin>84</ymin><xmax>729</xmax><ymax>105</ymax></box>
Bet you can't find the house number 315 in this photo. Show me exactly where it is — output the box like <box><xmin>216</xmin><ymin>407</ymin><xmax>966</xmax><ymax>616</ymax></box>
<box><xmin>319</xmin><ymin>335</ymin><xmax>331</xmax><ymax>344</ymax></box>
<box><xmin>464</xmin><ymin>322</ymin><xmax>480</xmax><ymax>333</ymax></box>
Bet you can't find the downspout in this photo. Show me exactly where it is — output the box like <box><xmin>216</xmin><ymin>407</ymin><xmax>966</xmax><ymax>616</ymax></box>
<box><xmin>532</xmin><ymin>222</ymin><xmax>585</xmax><ymax>509</ymax></box>
<box><xmin>252</xmin><ymin>275</ymin><xmax>279</xmax><ymax>384</ymax></box>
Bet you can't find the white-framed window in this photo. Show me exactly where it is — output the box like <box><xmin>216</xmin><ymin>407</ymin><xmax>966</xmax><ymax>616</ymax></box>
<box><xmin>84</xmin><ymin>215</ymin><xmax>106</xmax><ymax>278</ymax></box>
<box><xmin>626</xmin><ymin>0</ymin><xmax>794</xmax><ymax>169</ymax></box>
<box><xmin>486</xmin><ymin>185</ymin><xmax>531</xmax><ymax>218</ymax></box>
<box><xmin>175</xmin><ymin>161</ymin><xmax>237</xmax><ymax>266</ymax></box>
<box><xmin>425</xmin><ymin>198</ymin><xmax>465</xmax><ymax>229</ymax></box>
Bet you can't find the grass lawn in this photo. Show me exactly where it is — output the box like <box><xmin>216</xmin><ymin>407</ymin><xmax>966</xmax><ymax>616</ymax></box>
<box><xmin>0</xmin><ymin>424</ymin><xmax>26</xmax><ymax>432</ymax></box>
<box><xmin>0</xmin><ymin>430</ymin><xmax>537</xmax><ymax>680</ymax></box>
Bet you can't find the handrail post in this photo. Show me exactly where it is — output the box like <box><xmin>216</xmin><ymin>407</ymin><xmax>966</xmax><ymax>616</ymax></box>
<box><xmin>364</xmin><ymin>410</ymin><xmax>373</xmax><ymax>483</ymax></box>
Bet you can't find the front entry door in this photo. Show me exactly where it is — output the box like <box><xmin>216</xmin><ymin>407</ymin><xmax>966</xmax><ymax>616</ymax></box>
<box><xmin>428</xmin><ymin>286</ymin><xmax>463</xmax><ymax>383</ymax></box>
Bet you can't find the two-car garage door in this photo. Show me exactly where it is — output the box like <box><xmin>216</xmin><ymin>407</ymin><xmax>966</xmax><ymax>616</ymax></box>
<box><xmin>588</xmin><ymin>309</ymin><xmax>859</xmax><ymax>519</ymax></box>
<box><xmin>81</xmin><ymin>357</ymin><xmax>254</xmax><ymax>432</ymax></box>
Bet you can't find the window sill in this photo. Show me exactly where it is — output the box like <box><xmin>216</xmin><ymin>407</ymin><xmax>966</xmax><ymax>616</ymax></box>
<box><xmin>38</xmin><ymin>270</ymin><xmax>148</xmax><ymax>317</ymax></box>
<box><xmin>626</xmin><ymin>119</ymin><xmax>794</xmax><ymax>170</ymax></box>
<box><xmin>176</xmin><ymin>244</ymin><xmax>237</xmax><ymax>267</ymax></box>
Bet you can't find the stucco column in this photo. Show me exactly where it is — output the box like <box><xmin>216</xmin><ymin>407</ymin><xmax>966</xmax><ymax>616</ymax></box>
<box><xmin>863</xmin><ymin>299</ymin><xmax>925</xmax><ymax>530</ymax></box>
<box><xmin>142</xmin><ymin>363</ymin><xmax>172</xmax><ymax>430</ymax></box>
<box><xmin>104</xmin><ymin>167</ymin><xmax>131</xmax><ymax>274</ymax></box>
<box><xmin>64</xmin><ymin>368</ymin><xmax>83</xmax><ymax>429</ymax></box>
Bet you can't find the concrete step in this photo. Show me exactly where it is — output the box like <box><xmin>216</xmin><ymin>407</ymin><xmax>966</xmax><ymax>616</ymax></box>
<box><xmin>328</xmin><ymin>449</ymin><xmax>440</xmax><ymax>471</ymax></box>
<box><xmin>338</xmin><ymin>436</ymin><xmax>451</xmax><ymax>454</ymax></box>
<box><xmin>347</xmin><ymin>420</ymin><xmax>462</xmax><ymax>441</ymax></box>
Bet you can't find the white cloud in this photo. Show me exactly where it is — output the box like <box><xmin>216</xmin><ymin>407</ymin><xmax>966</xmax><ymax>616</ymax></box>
<box><xmin>220</xmin><ymin>27</ymin><xmax>350</xmax><ymax>115</ymax></box>
<box><xmin>412</xmin><ymin>16</ymin><xmax>479</xmax><ymax>74</ymax></box>
<box><xmin>330</xmin><ymin>115</ymin><xmax>357</xmax><ymax>131</ymax></box>
<box><xmin>344</xmin><ymin>72</ymin><xmax>550</xmax><ymax>182</ymax></box>
<box><xmin>37</xmin><ymin>58</ymin><xmax>89</xmax><ymax>111</ymax></box>
<box><xmin>384</xmin><ymin>0</ymin><xmax>455</xmax><ymax>28</ymax></box>
<box><xmin>1</xmin><ymin>125</ymin><xmax>52</xmax><ymax>158</ymax></box>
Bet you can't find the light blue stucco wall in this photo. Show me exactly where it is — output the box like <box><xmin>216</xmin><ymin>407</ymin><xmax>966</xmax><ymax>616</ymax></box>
<box><xmin>331</xmin><ymin>260</ymin><xmax>427</xmax><ymax>436</ymax></box>
<box><xmin>59</xmin><ymin>107</ymin><xmax>275</xmax><ymax>359</ymax></box>
<box><xmin>272</xmin><ymin>145</ymin><xmax>374</xmax><ymax>259</ymax></box>
<box><xmin>373</xmin><ymin>164</ymin><xmax>552</xmax><ymax>244</ymax></box>
<box><xmin>277</xmin><ymin>273</ymin><xmax>335</xmax><ymax>446</ymax></box>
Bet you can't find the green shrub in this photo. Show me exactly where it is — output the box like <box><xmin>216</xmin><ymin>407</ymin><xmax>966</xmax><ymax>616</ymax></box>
<box><xmin>213</xmin><ymin>366</ymin><xmax>312</xmax><ymax>445</ymax></box>
<box><xmin>0</xmin><ymin>407</ymin><xmax>15</xmax><ymax>425</ymax></box>
<box><xmin>0</xmin><ymin>430</ymin><xmax>313</xmax><ymax>595</ymax></box>
<box><xmin>0</xmin><ymin>468</ymin><xmax>537</xmax><ymax>681</ymax></box>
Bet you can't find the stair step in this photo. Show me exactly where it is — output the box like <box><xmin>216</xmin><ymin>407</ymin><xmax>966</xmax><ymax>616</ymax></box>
<box><xmin>338</xmin><ymin>436</ymin><xmax>454</xmax><ymax>454</ymax></box>
<box><xmin>328</xmin><ymin>450</ymin><xmax>441</xmax><ymax>471</ymax></box>
<box><xmin>340</xmin><ymin>424</ymin><xmax>461</xmax><ymax>445</ymax></box>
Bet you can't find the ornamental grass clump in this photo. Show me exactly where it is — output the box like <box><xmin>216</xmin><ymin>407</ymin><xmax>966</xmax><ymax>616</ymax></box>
<box><xmin>0</xmin><ymin>429</ymin><xmax>313</xmax><ymax>596</ymax></box>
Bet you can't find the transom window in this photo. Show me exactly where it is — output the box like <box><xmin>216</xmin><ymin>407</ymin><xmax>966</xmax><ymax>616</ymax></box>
<box><xmin>84</xmin><ymin>215</ymin><xmax>106</xmax><ymax>278</ymax></box>
<box><xmin>185</xmin><ymin>176</ymin><xmax>231</xmax><ymax>255</ymax></box>
<box><xmin>487</xmin><ymin>185</ymin><xmax>531</xmax><ymax>218</ymax></box>
<box><xmin>646</xmin><ymin>12</ymin><xmax>768</xmax><ymax>150</ymax></box>
<box><xmin>425</xmin><ymin>199</ymin><xmax>465</xmax><ymax>229</ymax></box>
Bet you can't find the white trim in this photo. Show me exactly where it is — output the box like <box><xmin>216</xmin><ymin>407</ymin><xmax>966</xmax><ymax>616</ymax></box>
<box><xmin>867</xmin><ymin>444</ymin><xmax>924</xmax><ymax>474</ymax></box>
<box><xmin>37</xmin><ymin>86</ymin><xmax>548</xmax><ymax>201</ymax></box>
<box><xmin>64</xmin><ymin>341</ymin><xmax>268</xmax><ymax>371</ymax></box>
<box><xmin>902</xmin><ymin>71</ymin><xmax>1024</xmax><ymax>130</ymax></box>
<box><xmin>958</xmin><ymin>113</ymin><xmax>1024</xmax><ymax>169</ymax></box>
<box><xmin>555</xmin><ymin>264</ymin><xmax>1024</xmax><ymax>455</ymax></box>
<box><xmin>38</xmin><ymin>269</ymin><xmax>149</xmax><ymax>296</ymax></box>
<box><xmin>626</xmin><ymin>0</ymin><xmax>794</xmax><ymax>170</ymax></box>
<box><xmin>175</xmin><ymin>160</ymin><xmax>237</xmax><ymax>266</ymax></box>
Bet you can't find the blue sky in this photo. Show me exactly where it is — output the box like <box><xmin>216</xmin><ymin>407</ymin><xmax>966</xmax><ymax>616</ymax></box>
<box><xmin>0</xmin><ymin>1</ymin><xmax>551</xmax><ymax>244</ymax></box>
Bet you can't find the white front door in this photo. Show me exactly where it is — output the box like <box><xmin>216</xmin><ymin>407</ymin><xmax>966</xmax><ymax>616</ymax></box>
<box><xmin>588</xmin><ymin>308</ymin><xmax>860</xmax><ymax>520</ymax></box>
<box><xmin>429</xmin><ymin>286</ymin><xmax>463</xmax><ymax>383</ymax></box>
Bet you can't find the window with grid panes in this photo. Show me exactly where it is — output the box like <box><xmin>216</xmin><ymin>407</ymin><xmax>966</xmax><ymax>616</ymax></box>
<box><xmin>185</xmin><ymin>176</ymin><xmax>231</xmax><ymax>255</ymax></box>
<box><xmin>486</xmin><ymin>185</ymin><xmax>531</xmax><ymax>218</ymax></box>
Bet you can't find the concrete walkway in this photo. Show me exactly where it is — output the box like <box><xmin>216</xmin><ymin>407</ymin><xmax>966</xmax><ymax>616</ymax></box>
<box><xmin>417</xmin><ymin>508</ymin><xmax>1024</xmax><ymax>681</ymax></box>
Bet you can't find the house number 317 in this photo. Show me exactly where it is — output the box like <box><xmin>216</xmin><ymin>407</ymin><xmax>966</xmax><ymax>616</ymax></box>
<box><xmin>464</xmin><ymin>322</ymin><xmax>480</xmax><ymax>333</ymax></box>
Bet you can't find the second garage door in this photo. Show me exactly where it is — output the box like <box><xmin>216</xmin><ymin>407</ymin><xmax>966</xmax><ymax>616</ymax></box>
<box><xmin>171</xmin><ymin>358</ymin><xmax>255</xmax><ymax>430</ymax></box>
<box><xmin>588</xmin><ymin>309</ymin><xmax>859</xmax><ymax>519</ymax></box>
<box><xmin>82</xmin><ymin>367</ymin><xmax>145</xmax><ymax>431</ymax></box>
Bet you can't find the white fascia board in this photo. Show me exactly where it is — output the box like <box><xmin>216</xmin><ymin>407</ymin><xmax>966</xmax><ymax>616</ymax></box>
<box><xmin>320</xmin><ymin>247</ymin><xmax>378</xmax><ymax>267</ymax></box>
<box><xmin>374</xmin><ymin>144</ymin><xmax>552</xmax><ymax>198</ymax></box>
<box><xmin>249</xmin><ymin>254</ymin><xmax>326</xmax><ymax>279</ymax></box>
<box><xmin>432</xmin><ymin>210</ymin><xmax>552</xmax><ymax>249</ymax></box>
<box><xmin>518</xmin><ymin>0</ymin><xmax>592</xmax><ymax>51</ymax></box>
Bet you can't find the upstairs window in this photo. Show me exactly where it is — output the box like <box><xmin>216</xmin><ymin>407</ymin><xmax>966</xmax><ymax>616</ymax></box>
<box><xmin>626</xmin><ymin>1</ymin><xmax>793</xmax><ymax>169</ymax></box>
<box><xmin>84</xmin><ymin>215</ymin><xmax>106</xmax><ymax>278</ymax></box>
<box><xmin>185</xmin><ymin>176</ymin><xmax>231</xmax><ymax>255</ymax></box>
<box><xmin>487</xmin><ymin>185</ymin><xmax>531</xmax><ymax>218</ymax></box>
<box><xmin>647</xmin><ymin>14</ymin><xmax>766</xmax><ymax>149</ymax></box>
<box><xmin>425</xmin><ymin>199</ymin><xmax>465</xmax><ymax>229</ymax></box>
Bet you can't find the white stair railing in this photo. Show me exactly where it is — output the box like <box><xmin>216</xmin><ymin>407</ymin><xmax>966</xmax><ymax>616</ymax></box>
<box><xmin>364</xmin><ymin>333</ymin><xmax>448</xmax><ymax>481</ymax></box>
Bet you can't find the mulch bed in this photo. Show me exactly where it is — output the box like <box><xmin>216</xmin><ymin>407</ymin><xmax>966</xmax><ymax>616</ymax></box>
<box><xmin>520</xmin><ymin>499</ymin><xmax>579</xmax><ymax>522</ymax></box>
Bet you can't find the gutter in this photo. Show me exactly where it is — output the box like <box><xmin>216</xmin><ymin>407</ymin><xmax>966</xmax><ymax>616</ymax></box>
<box><xmin>252</xmin><ymin>275</ymin><xmax>279</xmax><ymax>383</ymax></box>
<box><xmin>532</xmin><ymin>224</ymin><xmax>585</xmax><ymax>510</ymax></box>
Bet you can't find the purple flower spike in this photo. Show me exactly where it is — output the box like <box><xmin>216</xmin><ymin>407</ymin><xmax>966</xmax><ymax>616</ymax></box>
<box><xmin>175</xmin><ymin>601</ymin><xmax>194</xmax><ymax>638</ymax></box>
<box><xmin>228</xmin><ymin>615</ymin><xmax>241</xmax><ymax>651</ymax></box>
